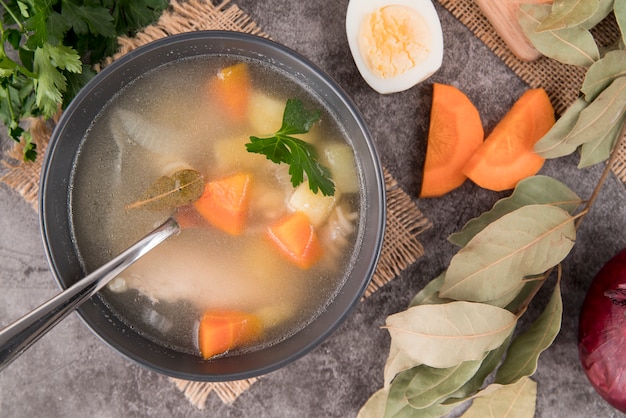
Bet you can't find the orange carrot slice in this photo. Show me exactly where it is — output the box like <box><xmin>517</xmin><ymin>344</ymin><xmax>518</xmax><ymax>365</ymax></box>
<box><xmin>463</xmin><ymin>88</ymin><xmax>555</xmax><ymax>192</ymax></box>
<box><xmin>198</xmin><ymin>310</ymin><xmax>262</xmax><ymax>360</ymax></box>
<box><xmin>420</xmin><ymin>83</ymin><xmax>484</xmax><ymax>197</ymax></box>
<box><xmin>193</xmin><ymin>172</ymin><xmax>252</xmax><ymax>235</ymax></box>
<box><xmin>267</xmin><ymin>211</ymin><xmax>323</xmax><ymax>269</ymax></box>
<box><xmin>207</xmin><ymin>62</ymin><xmax>251</xmax><ymax>123</ymax></box>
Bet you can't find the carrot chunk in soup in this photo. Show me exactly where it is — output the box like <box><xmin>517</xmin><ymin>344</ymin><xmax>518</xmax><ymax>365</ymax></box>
<box><xmin>194</xmin><ymin>172</ymin><xmax>252</xmax><ymax>235</ymax></box>
<box><xmin>267</xmin><ymin>211</ymin><xmax>323</xmax><ymax>269</ymax></box>
<box><xmin>207</xmin><ymin>62</ymin><xmax>252</xmax><ymax>123</ymax></box>
<box><xmin>198</xmin><ymin>310</ymin><xmax>263</xmax><ymax>359</ymax></box>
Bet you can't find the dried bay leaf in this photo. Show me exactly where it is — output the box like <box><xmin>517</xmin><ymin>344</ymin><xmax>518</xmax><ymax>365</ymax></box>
<box><xmin>357</xmin><ymin>387</ymin><xmax>389</xmax><ymax>418</ymax></box>
<box><xmin>534</xmin><ymin>97</ymin><xmax>589</xmax><ymax>158</ymax></box>
<box><xmin>616</xmin><ymin>0</ymin><xmax>626</xmax><ymax>44</ymax></box>
<box><xmin>581</xmin><ymin>0</ymin><xmax>615</xmax><ymax>29</ymax></box>
<box><xmin>581</xmin><ymin>50</ymin><xmax>626</xmax><ymax>102</ymax></box>
<box><xmin>449</xmin><ymin>176</ymin><xmax>581</xmax><ymax>247</ymax></box>
<box><xmin>440</xmin><ymin>205</ymin><xmax>576</xmax><ymax>306</ymax></box>
<box><xmin>385</xmin><ymin>400</ymin><xmax>456</xmax><ymax>418</ymax></box>
<box><xmin>579</xmin><ymin>113</ymin><xmax>626</xmax><ymax>167</ymax></box>
<box><xmin>536</xmin><ymin>0</ymin><xmax>600</xmax><ymax>32</ymax></box>
<box><xmin>127</xmin><ymin>169</ymin><xmax>204</xmax><ymax>211</ymax></box>
<box><xmin>446</xmin><ymin>335</ymin><xmax>513</xmax><ymax>401</ymax></box>
<box><xmin>519</xmin><ymin>4</ymin><xmax>600</xmax><ymax>66</ymax></box>
<box><xmin>384</xmin><ymin>341</ymin><xmax>421</xmax><ymax>388</ymax></box>
<box><xmin>385</xmin><ymin>301</ymin><xmax>517</xmax><ymax>369</ymax></box>
<box><xmin>400</xmin><ymin>358</ymin><xmax>485</xmax><ymax>409</ymax></box>
<box><xmin>495</xmin><ymin>283</ymin><xmax>563</xmax><ymax>384</ymax></box>
<box><xmin>565</xmin><ymin>76</ymin><xmax>626</xmax><ymax>146</ymax></box>
<box><xmin>460</xmin><ymin>377</ymin><xmax>537</xmax><ymax>418</ymax></box>
<box><xmin>408</xmin><ymin>272</ymin><xmax>452</xmax><ymax>307</ymax></box>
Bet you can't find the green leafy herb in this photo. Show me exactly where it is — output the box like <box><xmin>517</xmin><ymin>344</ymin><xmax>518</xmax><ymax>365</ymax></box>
<box><xmin>0</xmin><ymin>0</ymin><xmax>168</xmax><ymax>161</ymax></box>
<box><xmin>246</xmin><ymin>98</ymin><xmax>336</xmax><ymax>196</ymax></box>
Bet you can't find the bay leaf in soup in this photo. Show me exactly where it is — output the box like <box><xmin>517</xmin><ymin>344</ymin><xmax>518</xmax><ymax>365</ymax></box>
<box><xmin>534</xmin><ymin>97</ymin><xmax>588</xmax><ymax>158</ymax></box>
<box><xmin>536</xmin><ymin>0</ymin><xmax>600</xmax><ymax>32</ymax></box>
<box><xmin>565</xmin><ymin>76</ymin><xmax>626</xmax><ymax>146</ymax></box>
<box><xmin>460</xmin><ymin>378</ymin><xmax>537</xmax><ymax>418</ymax></box>
<box><xmin>440</xmin><ymin>205</ymin><xmax>576</xmax><ymax>306</ymax></box>
<box><xmin>579</xmin><ymin>113</ymin><xmax>625</xmax><ymax>167</ymax></box>
<box><xmin>384</xmin><ymin>301</ymin><xmax>517</xmax><ymax>369</ymax></box>
<box><xmin>519</xmin><ymin>4</ymin><xmax>600</xmax><ymax>66</ymax></box>
<box><xmin>127</xmin><ymin>169</ymin><xmax>204</xmax><ymax>211</ymax></box>
<box><xmin>495</xmin><ymin>283</ymin><xmax>563</xmax><ymax>385</ymax></box>
<box><xmin>581</xmin><ymin>50</ymin><xmax>626</xmax><ymax>102</ymax></box>
<box><xmin>448</xmin><ymin>176</ymin><xmax>581</xmax><ymax>247</ymax></box>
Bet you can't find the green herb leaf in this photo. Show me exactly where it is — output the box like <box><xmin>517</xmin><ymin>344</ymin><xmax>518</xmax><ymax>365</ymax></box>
<box><xmin>495</xmin><ymin>283</ymin><xmax>563</xmax><ymax>385</ymax></box>
<box><xmin>127</xmin><ymin>169</ymin><xmax>205</xmax><ymax>211</ymax></box>
<box><xmin>62</xmin><ymin>0</ymin><xmax>116</xmax><ymax>37</ymax></box>
<box><xmin>460</xmin><ymin>377</ymin><xmax>537</xmax><ymax>418</ymax></box>
<box><xmin>33</xmin><ymin>43</ymin><xmax>82</xmax><ymax>117</ymax></box>
<box><xmin>384</xmin><ymin>301</ymin><xmax>517</xmax><ymax>369</ymax></box>
<box><xmin>536</xmin><ymin>0</ymin><xmax>600</xmax><ymax>32</ymax></box>
<box><xmin>0</xmin><ymin>0</ymin><xmax>168</xmax><ymax>160</ymax></box>
<box><xmin>519</xmin><ymin>3</ymin><xmax>600</xmax><ymax>67</ymax></box>
<box><xmin>449</xmin><ymin>176</ymin><xmax>581</xmax><ymax>247</ymax></box>
<box><xmin>440</xmin><ymin>205</ymin><xmax>576</xmax><ymax>306</ymax></box>
<box><xmin>246</xmin><ymin>98</ymin><xmax>336</xmax><ymax>196</ymax></box>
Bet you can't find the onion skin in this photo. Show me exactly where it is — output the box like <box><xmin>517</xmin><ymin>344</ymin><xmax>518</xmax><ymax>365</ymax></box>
<box><xmin>579</xmin><ymin>248</ymin><xmax>626</xmax><ymax>413</ymax></box>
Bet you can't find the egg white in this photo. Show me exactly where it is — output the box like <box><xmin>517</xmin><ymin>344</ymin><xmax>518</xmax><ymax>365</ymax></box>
<box><xmin>346</xmin><ymin>0</ymin><xmax>444</xmax><ymax>94</ymax></box>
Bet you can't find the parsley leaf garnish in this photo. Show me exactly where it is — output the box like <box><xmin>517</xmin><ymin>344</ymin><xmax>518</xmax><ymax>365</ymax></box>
<box><xmin>0</xmin><ymin>0</ymin><xmax>168</xmax><ymax>161</ymax></box>
<box><xmin>246</xmin><ymin>98</ymin><xmax>336</xmax><ymax>196</ymax></box>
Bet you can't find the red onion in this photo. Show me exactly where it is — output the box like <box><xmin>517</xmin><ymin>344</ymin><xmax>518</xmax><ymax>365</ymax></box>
<box><xmin>579</xmin><ymin>248</ymin><xmax>626</xmax><ymax>412</ymax></box>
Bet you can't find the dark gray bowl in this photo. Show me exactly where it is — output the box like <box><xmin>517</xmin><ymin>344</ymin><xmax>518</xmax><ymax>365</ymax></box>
<box><xmin>39</xmin><ymin>31</ymin><xmax>385</xmax><ymax>381</ymax></box>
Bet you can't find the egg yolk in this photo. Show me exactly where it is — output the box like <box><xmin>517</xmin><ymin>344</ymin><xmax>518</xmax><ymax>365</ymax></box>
<box><xmin>358</xmin><ymin>5</ymin><xmax>432</xmax><ymax>79</ymax></box>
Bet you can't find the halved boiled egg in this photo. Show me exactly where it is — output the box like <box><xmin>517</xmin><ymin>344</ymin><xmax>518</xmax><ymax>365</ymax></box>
<box><xmin>346</xmin><ymin>0</ymin><xmax>444</xmax><ymax>94</ymax></box>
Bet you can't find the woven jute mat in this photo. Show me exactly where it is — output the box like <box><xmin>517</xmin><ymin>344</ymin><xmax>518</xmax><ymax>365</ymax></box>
<box><xmin>436</xmin><ymin>0</ymin><xmax>626</xmax><ymax>184</ymax></box>
<box><xmin>0</xmin><ymin>0</ymin><xmax>431</xmax><ymax>408</ymax></box>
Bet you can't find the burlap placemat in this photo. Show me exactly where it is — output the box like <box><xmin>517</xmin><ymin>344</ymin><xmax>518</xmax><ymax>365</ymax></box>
<box><xmin>0</xmin><ymin>0</ymin><xmax>431</xmax><ymax>408</ymax></box>
<box><xmin>435</xmin><ymin>0</ymin><xmax>626</xmax><ymax>184</ymax></box>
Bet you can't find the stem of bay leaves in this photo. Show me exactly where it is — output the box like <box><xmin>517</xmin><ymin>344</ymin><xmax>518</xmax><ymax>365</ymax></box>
<box><xmin>513</xmin><ymin>119</ymin><xmax>626</xmax><ymax>317</ymax></box>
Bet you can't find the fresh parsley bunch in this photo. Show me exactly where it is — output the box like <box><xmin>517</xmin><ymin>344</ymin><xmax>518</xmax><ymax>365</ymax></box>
<box><xmin>0</xmin><ymin>0</ymin><xmax>168</xmax><ymax>161</ymax></box>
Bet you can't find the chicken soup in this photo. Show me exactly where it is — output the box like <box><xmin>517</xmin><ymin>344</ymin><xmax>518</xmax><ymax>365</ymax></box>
<box><xmin>69</xmin><ymin>55</ymin><xmax>362</xmax><ymax>360</ymax></box>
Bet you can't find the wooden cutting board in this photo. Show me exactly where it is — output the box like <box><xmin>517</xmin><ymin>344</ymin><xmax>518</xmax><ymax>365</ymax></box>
<box><xmin>474</xmin><ymin>0</ymin><xmax>553</xmax><ymax>62</ymax></box>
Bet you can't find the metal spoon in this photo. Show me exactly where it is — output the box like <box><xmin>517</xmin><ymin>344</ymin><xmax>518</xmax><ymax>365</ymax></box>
<box><xmin>0</xmin><ymin>217</ymin><xmax>180</xmax><ymax>372</ymax></box>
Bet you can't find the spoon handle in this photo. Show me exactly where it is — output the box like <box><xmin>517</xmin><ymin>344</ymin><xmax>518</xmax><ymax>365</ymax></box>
<box><xmin>0</xmin><ymin>217</ymin><xmax>179</xmax><ymax>372</ymax></box>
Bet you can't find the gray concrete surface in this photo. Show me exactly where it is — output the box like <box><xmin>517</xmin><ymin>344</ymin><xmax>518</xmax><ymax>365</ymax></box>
<box><xmin>2</xmin><ymin>1</ymin><xmax>626</xmax><ymax>417</ymax></box>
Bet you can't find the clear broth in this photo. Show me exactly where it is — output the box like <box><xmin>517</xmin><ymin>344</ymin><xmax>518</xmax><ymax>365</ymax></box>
<box><xmin>69</xmin><ymin>55</ymin><xmax>362</xmax><ymax>357</ymax></box>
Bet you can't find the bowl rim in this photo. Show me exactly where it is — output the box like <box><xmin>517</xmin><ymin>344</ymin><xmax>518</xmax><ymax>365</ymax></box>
<box><xmin>39</xmin><ymin>30</ymin><xmax>386</xmax><ymax>381</ymax></box>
